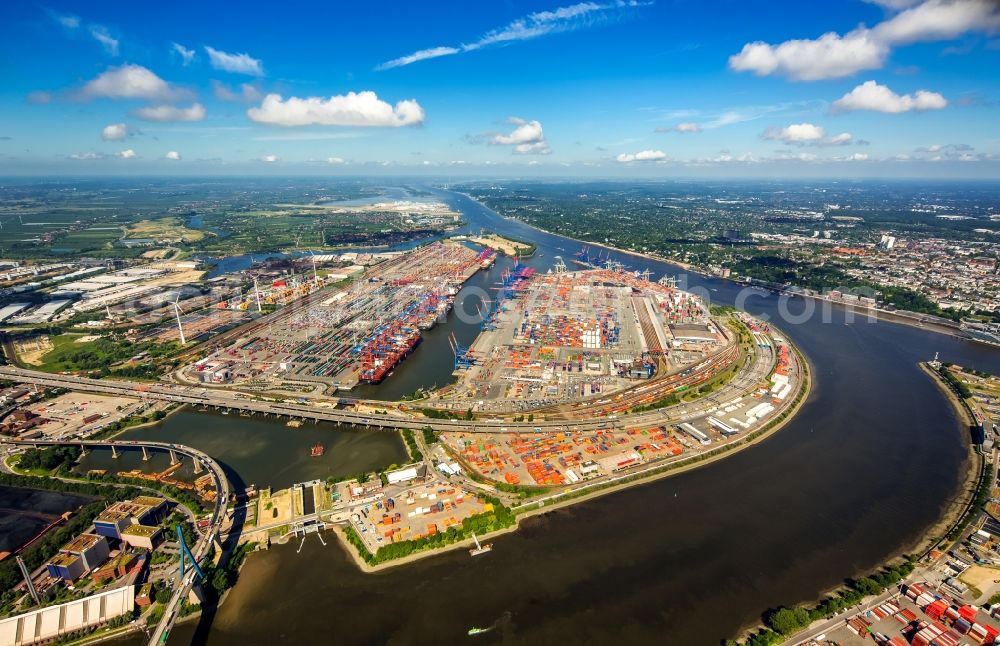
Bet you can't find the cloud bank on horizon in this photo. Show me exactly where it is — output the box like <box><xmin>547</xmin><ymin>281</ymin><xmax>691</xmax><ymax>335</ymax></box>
<box><xmin>0</xmin><ymin>0</ymin><xmax>997</xmax><ymax>175</ymax></box>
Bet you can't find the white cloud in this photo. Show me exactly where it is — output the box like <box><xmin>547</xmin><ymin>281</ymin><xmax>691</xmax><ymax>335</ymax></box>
<box><xmin>259</xmin><ymin>154</ymin><xmax>279</xmax><ymax>163</ymax></box>
<box><xmin>378</xmin><ymin>1</ymin><xmax>648</xmax><ymax>69</ymax></box>
<box><xmin>378</xmin><ymin>46</ymin><xmax>461</xmax><ymax>71</ymax></box>
<box><xmin>247</xmin><ymin>92</ymin><xmax>425</xmax><ymax>127</ymax></box>
<box><xmin>327</xmin><ymin>157</ymin><xmax>346</xmax><ymax>165</ymax></box>
<box><xmin>171</xmin><ymin>42</ymin><xmax>196</xmax><ymax>65</ymax></box>
<box><xmin>115</xmin><ymin>149</ymin><xmax>136</xmax><ymax>159</ymax></box>
<box><xmin>101</xmin><ymin>123</ymin><xmax>132</xmax><ymax>141</ymax></box>
<box><xmin>90</xmin><ymin>25</ymin><xmax>119</xmax><ymax>56</ymax></box>
<box><xmin>164</xmin><ymin>151</ymin><xmax>181</xmax><ymax>160</ymax></box>
<box><xmin>761</xmin><ymin>124</ymin><xmax>856</xmax><ymax>147</ymax></box>
<box><xmin>78</xmin><ymin>64</ymin><xmax>185</xmax><ymax>101</ymax></box>
<box><xmin>729</xmin><ymin>0</ymin><xmax>1000</xmax><ymax>80</ymax></box>
<box><xmin>205</xmin><ymin>46</ymin><xmax>263</xmax><ymax>76</ymax></box>
<box><xmin>131</xmin><ymin>103</ymin><xmax>206</xmax><ymax>122</ymax></box>
<box><xmin>863</xmin><ymin>0</ymin><xmax>922</xmax><ymax>9</ymax></box>
<box><xmin>47</xmin><ymin>10</ymin><xmax>80</xmax><ymax>29</ymax></box>
<box><xmin>848</xmin><ymin>153</ymin><xmax>869</xmax><ymax>161</ymax></box>
<box><xmin>673</xmin><ymin>122</ymin><xmax>702</xmax><ymax>133</ymax></box>
<box><xmin>616</xmin><ymin>149</ymin><xmax>667</xmax><ymax>162</ymax></box>
<box><xmin>832</xmin><ymin>80</ymin><xmax>947</xmax><ymax>113</ymax></box>
<box><xmin>69</xmin><ymin>152</ymin><xmax>103</xmax><ymax>160</ymax></box>
<box><xmin>873</xmin><ymin>0</ymin><xmax>1000</xmax><ymax>44</ymax></box>
<box><xmin>212</xmin><ymin>81</ymin><xmax>262</xmax><ymax>103</ymax></box>
<box><xmin>763</xmin><ymin>123</ymin><xmax>826</xmax><ymax>143</ymax></box>
<box><xmin>729</xmin><ymin>30</ymin><xmax>887</xmax><ymax>81</ymax></box>
<box><xmin>824</xmin><ymin>132</ymin><xmax>855</xmax><ymax>146</ymax></box>
<box><xmin>490</xmin><ymin>117</ymin><xmax>551</xmax><ymax>154</ymax></box>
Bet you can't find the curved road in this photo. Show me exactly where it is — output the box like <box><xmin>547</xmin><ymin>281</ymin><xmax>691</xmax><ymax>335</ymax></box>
<box><xmin>1</xmin><ymin>437</ymin><xmax>230</xmax><ymax>646</ymax></box>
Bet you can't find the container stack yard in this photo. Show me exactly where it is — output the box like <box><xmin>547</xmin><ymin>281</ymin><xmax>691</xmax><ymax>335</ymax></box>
<box><xmin>181</xmin><ymin>241</ymin><xmax>484</xmax><ymax>394</ymax></box>
<box><xmin>797</xmin><ymin>581</ymin><xmax>1000</xmax><ymax>646</ymax></box>
<box><xmin>430</xmin><ymin>267</ymin><xmax>731</xmax><ymax>415</ymax></box>
<box><xmin>438</xmin><ymin>315</ymin><xmax>802</xmax><ymax>486</ymax></box>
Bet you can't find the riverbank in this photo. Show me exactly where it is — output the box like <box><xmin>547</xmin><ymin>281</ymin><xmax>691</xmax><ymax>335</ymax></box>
<box><xmin>913</xmin><ymin>362</ymin><xmax>984</xmax><ymax>555</ymax></box>
<box><xmin>744</xmin><ymin>362</ymin><xmax>984</xmax><ymax>646</ymax></box>
<box><xmin>467</xmin><ymin>194</ymin><xmax>988</xmax><ymax>349</ymax></box>
<box><xmin>322</xmin><ymin>332</ymin><xmax>812</xmax><ymax>574</ymax></box>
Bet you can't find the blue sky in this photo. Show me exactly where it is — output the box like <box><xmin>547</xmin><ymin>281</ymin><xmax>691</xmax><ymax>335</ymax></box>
<box><xmin>1</xmin><ymin>0</ymin><xmax>998</xmax><ymax>177</ymax></box>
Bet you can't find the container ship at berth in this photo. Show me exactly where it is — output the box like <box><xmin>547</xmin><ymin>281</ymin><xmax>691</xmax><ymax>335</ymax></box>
<box><xmin>358</xmin><ymin>327</ymin><xmax>422</xmax><ymax>384</ymax></box>
<box><xmin>477</xmin><ymin>248</ymin><xmax>497</xmax><ymax>269</ymax></box>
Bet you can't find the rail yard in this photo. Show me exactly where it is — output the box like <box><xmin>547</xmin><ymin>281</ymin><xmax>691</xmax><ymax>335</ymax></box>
<box><xmin>432</xmin><ymin>266</ymin><xmax>734</xmax><ymax>416</ymax></box>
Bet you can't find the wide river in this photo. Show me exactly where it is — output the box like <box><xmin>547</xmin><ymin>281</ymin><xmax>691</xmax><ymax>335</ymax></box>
<box><xmin>138</xmin><ymin>188</ymin><xmax>1000</xmax><ymax>645</ymax></box>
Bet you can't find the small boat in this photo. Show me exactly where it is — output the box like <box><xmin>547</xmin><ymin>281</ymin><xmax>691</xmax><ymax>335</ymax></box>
<box><xmin>467</xmin><ymin>626</ymin><xmax>493</xmax><ymax>636</ymax></box>
<box><xmin>310</xmin><ymin>442</ymin><xmax>324</xmax><ymax>457</ymax></box>
<box><xmin>469</xmin><ymin>532</ymin><xmax>492</xmax><ymax>556</ymax></box>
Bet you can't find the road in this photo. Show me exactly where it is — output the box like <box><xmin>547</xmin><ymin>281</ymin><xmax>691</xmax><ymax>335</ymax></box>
<box><xmin>1</xmin><ymin>437</ymin><xmax>230</xmax><ymax>646</ymax></box>
<box><xmin>0</xmin><ymin>339</ymin><xmax>777</xmax><ymax>434</ymax></box>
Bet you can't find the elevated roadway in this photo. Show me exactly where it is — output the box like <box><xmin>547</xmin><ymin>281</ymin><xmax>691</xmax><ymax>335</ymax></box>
<box><xmin>0</xmin><ymin>437</ymin><xmax>230</xmax><ymax>646</ymax></box>
<box><xmin>0</xmin><ymin>345</ymin><xmax>774</xmax><ymax>433</ymax></box>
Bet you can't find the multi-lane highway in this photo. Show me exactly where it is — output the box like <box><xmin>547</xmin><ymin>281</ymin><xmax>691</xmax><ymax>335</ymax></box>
<box><xmin>1</xmin><ymin>437</ymin><xmax>230</xmax><ymax>646</ymax></box>
<box><xmin>0</xmin><ymin>338</ymin><xmax>776</xmax><ymax>433</ymax></box>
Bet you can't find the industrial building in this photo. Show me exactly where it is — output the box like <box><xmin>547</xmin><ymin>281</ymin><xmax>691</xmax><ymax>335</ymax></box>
<box><xmin>93</xmin><ymin>496</ymin><xmax>167</xmax><ymax>541</ymax></box>
<box><xmin>119</xmin><ymin>524</ymin><xmax>163</xmax><ymax>550</ymax></box>
<box><xmin>0</xmin><ymin>584</ymin><xmax>135</xmax><ymax>646</ymax></box>
<box><xmin>45</xmin><ymin>533</ymin><xmax>110</xmax><ymax>581</ymax></box>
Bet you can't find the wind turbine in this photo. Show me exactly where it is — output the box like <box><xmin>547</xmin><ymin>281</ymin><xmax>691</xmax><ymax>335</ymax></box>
<box><xmin>171</xmin><ymin>295</ymin><xmax>186</xmax><ymax>344</ymax></box>
<box><xmin>251</xmin><ymin>275</ymin><xmax>262</xmax><ymax>312</ymax></box>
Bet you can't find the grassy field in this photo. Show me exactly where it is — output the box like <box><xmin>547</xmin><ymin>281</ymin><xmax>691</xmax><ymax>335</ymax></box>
<box><xmin>31</xmin><ymin>333</ymin><xmax>87</xmax><ymax>371</ymax></box>
<box><xmin>124</xmin><ymin>217</ymin><xmax>204</xmax><ymax>243</ymax></box>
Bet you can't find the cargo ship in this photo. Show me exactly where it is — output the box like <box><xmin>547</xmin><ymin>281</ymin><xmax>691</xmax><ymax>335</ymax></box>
<box><xmin>310</xmin><ymin>442</ymin><xmax>324</xmax><ymax>457</ymax></box>
<box><xmin>476</xmin><ymin>247</ymin><xmax>497</xmax><ymax>269</ymax></box>
<box><xmin>358</xmin><ymin>329</ymin><xmax>422</xmax><ymax>384</ymax></box>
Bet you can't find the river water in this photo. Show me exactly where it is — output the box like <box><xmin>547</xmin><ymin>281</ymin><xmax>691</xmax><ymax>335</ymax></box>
<box><xmin>131</xmin><ymin>187</ymin><xmax>1000</xmax><ymax>645</ymax></box>
<box><xmin>73</xmin><ymin>411</ymin><xmax>408</xmax><ymax>492</ymax></box>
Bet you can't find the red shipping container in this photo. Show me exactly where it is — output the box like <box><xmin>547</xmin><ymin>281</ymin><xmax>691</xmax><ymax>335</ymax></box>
<box><xmin>926</xmin><ymin>601</ymin><xmax>948</xmax><ymax>620</ymax></box>
<box><xmin>958</xmin><ymin>605</ymin><xmax>978</xmax><ymax>622</ymax></box>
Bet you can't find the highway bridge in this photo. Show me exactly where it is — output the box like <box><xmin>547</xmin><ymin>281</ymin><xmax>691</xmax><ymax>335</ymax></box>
<box><xmin>1</xmin><ymin>437</ymin><xmax>230</xmax><ymax>646</ymax></box>
<box><xmin>0</xmin><ymin>347</ymin><xmax>775</xmax><ymax>433</ymax></box>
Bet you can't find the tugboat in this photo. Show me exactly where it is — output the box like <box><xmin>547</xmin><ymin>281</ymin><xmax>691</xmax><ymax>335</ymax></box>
<box><xmin>310</xmin><ymin>442</ymin><xmax>324</xmax><ymax>457</ymax></box>
<box><xmin>469</xmin><ymin>532</ymin><xmax>492</xmax><ymax>556</ymax></box>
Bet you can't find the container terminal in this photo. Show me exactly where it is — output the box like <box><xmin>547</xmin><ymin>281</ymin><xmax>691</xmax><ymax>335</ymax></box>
<box><xmin>424</xmin><ymin>265</ymin><xmax>737</xmax><ymax>418</ymax></box>
<box><xmin>177</xmin><ymin>241</ymin><xmax>484</xmax><ymax>394</ymax></box>
<box><xmin>439</xmin><ymin>325</ymin><xmax>800</xmax><ymax>487</ymax></box>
